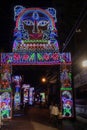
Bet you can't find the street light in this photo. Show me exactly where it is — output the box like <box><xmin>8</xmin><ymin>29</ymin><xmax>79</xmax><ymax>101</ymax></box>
<box><xmin>82</xmin><ymin>60</ymin><xmax>87</xmax><ymax>67</ymax></box>
<box><xmin>41</xmin><ymin>77</ymin><xmax>46</xmax><ymax>83</ymax></box>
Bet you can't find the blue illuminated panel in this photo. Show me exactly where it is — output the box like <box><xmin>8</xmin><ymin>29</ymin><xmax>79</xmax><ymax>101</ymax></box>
<box><xmin>13</xmin><ymin>7</ymin><xmax>59</xmax><ymax>53</ymax></box>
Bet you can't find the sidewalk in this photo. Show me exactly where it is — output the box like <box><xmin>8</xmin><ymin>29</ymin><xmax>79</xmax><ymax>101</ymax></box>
<box><xmin>61</xmin><ymin>119</ymin><xmax>87</xmax><ymax>130</ymax></box>
<box><xmin>76</xmin><ymin>115</ymin><xmax>87</xmax><ymax>124</ymax></box>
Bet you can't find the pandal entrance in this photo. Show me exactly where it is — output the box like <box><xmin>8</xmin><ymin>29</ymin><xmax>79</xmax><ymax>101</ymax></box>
<box><xmin>0</xmin><ymin>6</ymin><xmax>74</xmax><ymax>124</ymax></box>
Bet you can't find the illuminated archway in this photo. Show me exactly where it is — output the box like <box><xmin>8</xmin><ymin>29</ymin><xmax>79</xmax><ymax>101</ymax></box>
<box><xmin>0</xmin><ymin>6</ymin><xmax>74</xmax><ymax>120</ymax></box>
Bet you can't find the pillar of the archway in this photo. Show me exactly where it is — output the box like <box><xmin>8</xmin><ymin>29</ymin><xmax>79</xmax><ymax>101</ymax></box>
<box><xmin>12</xmin><ymin>75</ymin><xmax>22</xmax><ymax>113</ymax></box>
<box><xmin>0</xmin><ymin>64</ymin><xmax>12</xmax><ymax>120</ymax></box>
<box><xmin>60</xmin><ymin>63</ymin><xmax>74</xmax><ymax>118</ymax></box>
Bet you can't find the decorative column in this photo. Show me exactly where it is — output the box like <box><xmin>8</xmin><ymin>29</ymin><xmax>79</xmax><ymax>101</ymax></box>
<box><xmin>22</xmin><ymin>84</ymin><xmax>30</xmax><ymax>105</ymax></box>
<box><xmin>0</xmin><ymin>64</ymin><xmax>12</xmax><ymax>119</ymax></box>
<box><xmin>12</xmin><ymin>75</ymin><xmax>22</xmax><ymax>111</ymax></box>
<box><xmin>60</xmin><ymin>53</ymin><xmax>74</xmax><ymax>118</ymax></box>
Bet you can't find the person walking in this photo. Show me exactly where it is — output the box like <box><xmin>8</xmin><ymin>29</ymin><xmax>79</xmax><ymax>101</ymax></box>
<box><xmin>58</xmin><ymin>107</ymin><xmax>63</xmax><ymax>129</ymax></box>
<box><xmin>51</xmin><ymin>103</ymin><xmax>59</xmax><ymax>128</ymax></box>
<box><xmin>49</xmin><ymin>102</ymin><xmax>53</xmax><ymax>125</ymax></box>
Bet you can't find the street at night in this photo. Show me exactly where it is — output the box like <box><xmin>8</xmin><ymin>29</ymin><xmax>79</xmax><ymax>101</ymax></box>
<box><xmin>0</xmin><ymin>0</ymin><xmax>87</xmax><ymax>129</ymax></box>
<box><xmin>1</xmin><ymin>107</ymin><xmax>87</xmax><ymax>130</ymax></box>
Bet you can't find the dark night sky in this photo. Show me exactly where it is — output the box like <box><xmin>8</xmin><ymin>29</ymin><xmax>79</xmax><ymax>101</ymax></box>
<box><xmin>0</xmin><ymin>0</ymin><xmax>87</xmax><ymax>87</ymax></box>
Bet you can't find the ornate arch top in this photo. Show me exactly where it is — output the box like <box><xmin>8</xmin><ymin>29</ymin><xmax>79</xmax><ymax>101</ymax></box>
<box><xmin>13</xmin><ymin>6</ymin><xmax>59</xmax><ymax>53</ymax></box>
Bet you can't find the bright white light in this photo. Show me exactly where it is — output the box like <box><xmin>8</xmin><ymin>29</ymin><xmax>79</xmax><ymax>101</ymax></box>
<box><xmin>82</xmin><ymin>60</ymin><xmax>87</xmax><ymax>67</ymax></box>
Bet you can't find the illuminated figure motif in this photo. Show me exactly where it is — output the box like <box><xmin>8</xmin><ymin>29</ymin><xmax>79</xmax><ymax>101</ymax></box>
<box><xmin>14</xmin><ymin>92</ymin><xmax>21</xmax><ymax>110</ymax></box>
<box><xmin>40</xmin><ymin>93</ymin><xmax>45</xmax><ymax>103</ymax></box>
<box><xmin>1</xmin><ymin>92</ymin><xmax>11</xmax><ymax>119</ymax></box>
<box><xmin>22</xmin><ymin>84</ymin><xmax>30</xmax><ymax>104</ymax></box>
<box><xmin>1</xmin><ymin>102</ymin><xmax>11</xmax><ymax>119</ymax></box>
<box><xmin>1</xmin><ymin>65</ymin><xmax>11</xmax><ymax>90</ymax></box>
<box><xmin>12</xmin><ymin>75</ymin><xmax>22</xmax><ymax>84</ymax></box>
<box><xmin>14</xmin><ymin>85</ymin><xmax>21</xmax><ymax>110</ymax></box>
<box><xmin>2</xmin><ymin>70</ymin><xmax>11</xmax><ymax>82</ymax></box>
<box><xmin>13</xmin><ymin>6</ymin><xmax>59</xmax><ymax>52</ymax></box>
<box><xmin>1</xmin><ymin>81</ymin><xmax>10</xmax><ymax>89</ymax></box>
<box><xmin>29</xmin><ymin>87</ymin><xmax>34</xmax><ymax>105</ymax></box>
<box><xmin>24</xmin><ymin>90</ymin><xmax>28</xmax><ymax>103</ymax></box>
<box><xmin>62</xmin><ymin>91</ymin><xmax>73</xmax><ymax>117</ymax></box>
<box><xmin>60</xmin><ymin>65</ymin><xmax>72</xmax><ymax>88</ymax></box>
<box><xmin>12</xmin><ymin>76</ymin><xmax>22</xmax><ymax>110</ymax></box>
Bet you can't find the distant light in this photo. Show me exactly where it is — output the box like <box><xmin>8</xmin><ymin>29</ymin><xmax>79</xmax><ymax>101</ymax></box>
<box><xmin>41</xmin><ymin>77</ymin><xmax>46</xmax><ymax>83</ymax></box>
<box><xmin>82</xmin><ymin>60</ymin><xmax>87</xmax><ymax>67</ymax></box>
<box><xmin>76</xmin><ymin>28</ymin><xmax>81</xmax><ymax>33</ymax></box>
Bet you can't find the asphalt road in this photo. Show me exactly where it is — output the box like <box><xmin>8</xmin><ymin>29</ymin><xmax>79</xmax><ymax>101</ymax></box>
<box><xmin>1</xmin><ymin>107</ymin><xmax>87</xmax><ymax>130</ymax></box>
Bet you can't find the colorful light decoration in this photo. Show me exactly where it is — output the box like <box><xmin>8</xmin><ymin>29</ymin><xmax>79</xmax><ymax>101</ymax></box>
<box><xmin>60</xmin><ymin>64</ymin><xmax>72</xmax><ymax>88</ymax></box>
<box><xmin>29</xmin><ymin>87</ymin><xmax>34</xmax><ymax>105</ymax></box>
<box><xmin>40</xmin><ymin>93</ymin><xmax>45</xmax><ymax>103</ymax></box>
<box><xmin>1</xmin><ymin>92</ymin><xmax>12</xmax><ymax>119</ymax></box>
<box><xmin>13</xmin><ymin>6</ymin><xmax>59</xmax><ymax>53</ymax></box>
<box><xmin>22</xmin><ymin>84</ymin><xmax>30</xmax><ymax>104</ymax></box>
<box><xmin>0</xmin><ymin>6</ymin><xmax>74</xmax><ymax>119</ymax></box>
<box><xmin>60</xmin><ymin>64</ymin><xmax>73</xmax><ymax>117</ymax></box>
<box><xmin>61</xmin><ymin>90</ymin><xmax>73</xmax><ymax>117</ymax></box>
<box><xmin>1</xmin><ymin>52</ymin><xmax>71</xmax><ymax>65</ymax></box>
<box><xmin>12</xmin><ymin>75</ymin><xmax>22</xmax><ymax>111</ymax></box>
<box><xmin>0</xmin><ymin>65</ymin><xmax>11</xmax><ymax>91</ymax></box>
<box><xmin>0</xmin><ymin>64</ymin><xmax>12</xmax><ymax>119</ymax></box>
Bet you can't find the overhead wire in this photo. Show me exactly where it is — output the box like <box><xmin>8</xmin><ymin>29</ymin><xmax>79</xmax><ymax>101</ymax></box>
<box><xmin>62</xmin><ymin>3</ymin><xmax>87</xmax><ymax>52</ymax></box>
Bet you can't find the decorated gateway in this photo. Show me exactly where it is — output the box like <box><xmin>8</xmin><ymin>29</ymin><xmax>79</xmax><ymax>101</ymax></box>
<box><xmin>0</xmin><ymin>6</ymin><xmax>74</xmax><ymax>120</ymax></box>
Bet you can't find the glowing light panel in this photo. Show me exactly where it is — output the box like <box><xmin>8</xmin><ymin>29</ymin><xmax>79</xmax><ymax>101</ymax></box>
<box><xmin>13</xmin><ymin>6</ymin><xmax>59</xmax><ymax>53</ymax></box>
